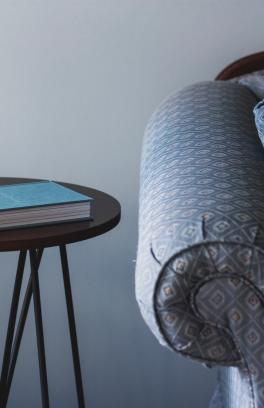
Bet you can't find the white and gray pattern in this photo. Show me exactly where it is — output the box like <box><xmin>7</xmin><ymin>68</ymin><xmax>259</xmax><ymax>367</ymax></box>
<box><xmin>230</xmin><ymin>69</ymin><xmax>264</xmax><ymax>99</ymax></box>
<box><xmin>135</xmin><ymin>80</ymin><xmax>264</xmax><ymax>407</ymax></box>
<box><xmin>254</xmin><ymin>99</ymin><xmax>264</xmax><ymax>147</ymax></box>
<box><xmin>228</xmin><ymin>69</ymin><xmax>264</xmax><ymax>149</ymax></box>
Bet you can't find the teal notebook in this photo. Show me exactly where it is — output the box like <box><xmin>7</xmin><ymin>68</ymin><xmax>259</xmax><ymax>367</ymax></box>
<box><xmin>0</xmin><ymin>181</ymin><xmax>92</xmax><ymax>211</ymax></box>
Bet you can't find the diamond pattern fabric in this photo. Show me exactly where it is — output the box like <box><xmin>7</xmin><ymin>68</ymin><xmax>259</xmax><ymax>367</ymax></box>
<box><xmin>135</xmin><ymin>80</ymin><xmax>264</xmax><ymax>407</ymax></box>
<box><xmin>254</xmin><ymin>100</ymin><xmax>264</xmax><ymax>147</ymax></box>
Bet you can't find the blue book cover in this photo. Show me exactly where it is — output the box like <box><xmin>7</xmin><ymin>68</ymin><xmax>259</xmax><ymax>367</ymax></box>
<box><xmin>0</xmin><ymin>181</ymin><xmax>92</xmax><ymax>211</ymax></box>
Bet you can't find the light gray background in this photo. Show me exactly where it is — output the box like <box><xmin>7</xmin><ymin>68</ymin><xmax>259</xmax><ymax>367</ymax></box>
<box><xmin>0</xmin><ymin>1</ymin><xmax>263</xmax><ymax>407</ymax></box>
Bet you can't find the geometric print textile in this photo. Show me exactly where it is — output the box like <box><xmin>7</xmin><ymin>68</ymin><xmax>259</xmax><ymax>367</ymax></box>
<box><xmin>254</xmin><ymin>99</ymin><xmax>264</xmax><ymax>148</ymax></box>
<box><xmin>135</xmin><ymin>81</ymin><xmax>264</xmax><ymax>407</ymax></box>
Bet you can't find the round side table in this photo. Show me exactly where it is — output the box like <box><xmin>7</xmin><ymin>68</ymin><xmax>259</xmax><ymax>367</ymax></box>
<box><xmin>0</xmin><ymin>177</ymin><xmax>121</xmax><ymax>408</ymax></box>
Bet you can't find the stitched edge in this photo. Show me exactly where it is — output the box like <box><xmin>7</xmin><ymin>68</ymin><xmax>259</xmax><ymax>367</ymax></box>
<box><xmin>151</xmin><ymin>240</ymin><xmax>264</xmax><ymax>362</ymax></box>
<box><xmin>191</xmin><ymin>274</ymin><xmax>264</xmax><ymax>408</ymax></box>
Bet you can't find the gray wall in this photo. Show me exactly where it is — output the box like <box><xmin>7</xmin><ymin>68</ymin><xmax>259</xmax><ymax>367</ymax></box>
<box><xmin>0</xmin><ymin>1</ymin><xmax>263</xmax><ymax>407</ymax></box>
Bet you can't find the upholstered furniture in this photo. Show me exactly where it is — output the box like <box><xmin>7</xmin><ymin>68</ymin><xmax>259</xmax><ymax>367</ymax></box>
<box><xmin>136</xmin><ymin>52</ymin><xmax>264</xmax><ymax>408</ymax></box>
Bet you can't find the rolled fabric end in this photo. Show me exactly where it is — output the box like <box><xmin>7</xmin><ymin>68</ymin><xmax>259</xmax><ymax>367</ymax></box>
<box><xmin>136</xmin><ymin>80</ymin><xmax>264</xmax><ymax>364</ymax></box>
<box><xmin>253</xmin><ymin>99</ymin><xmax>264</xmax><ymax>145</ymax></box>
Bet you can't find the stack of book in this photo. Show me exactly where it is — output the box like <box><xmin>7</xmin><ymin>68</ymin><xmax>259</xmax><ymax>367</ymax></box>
<box><xmin>0</xmin><ymin>181</ymin><xmax>92</xmax><ymax>230</ymax></box>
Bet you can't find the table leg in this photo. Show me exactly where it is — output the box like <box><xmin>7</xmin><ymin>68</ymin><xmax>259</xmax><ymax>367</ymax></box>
<box><xmin>60</xmin><ymin>245</ymin><xmax>85</xmax><ymax>408</ymax></box>
<box><xmin>0</xmin><ymin>251</ymin><xmax>27</xmax><ymax>405</ymax></box>
<box><xmin>2</xmin><ymin>246</ymin><xmax>84</xmax><ymax>408</ymax></box>
<box><xmin>30</xmin><ymin>249</ymin><xmax>50</xmax><ymax>408</ymax></box>
<box><xmin>3</xmin><ymin>249</ymin><xmax>43</xmax><ymax>408</ymax></box>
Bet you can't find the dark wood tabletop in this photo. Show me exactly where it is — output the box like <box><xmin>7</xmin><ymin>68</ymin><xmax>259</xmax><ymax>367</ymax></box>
<box><xmin>0</xmin><ymin>178</ymin><xmax>121</xmax><ymax>251</ymax></box>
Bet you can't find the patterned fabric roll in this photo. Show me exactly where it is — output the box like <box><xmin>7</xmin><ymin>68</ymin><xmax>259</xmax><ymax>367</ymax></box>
<box><xmin>136</xmin><ymin>80</ymin><xmax>264</xmax><ymax>407</ymax></box>
<box><xmin>254</xmin><ymin>99</ymin><xmax>264</xmax><ymax>146</ymax></box>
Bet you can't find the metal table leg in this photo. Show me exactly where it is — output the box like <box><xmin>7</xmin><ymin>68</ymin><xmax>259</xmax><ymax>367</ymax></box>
<box><xmin>3</xmin><ymin>249</ymin><xmax>43</xmax><ymax>408</ymax></box>
<box><xmin>60</xmin><ymin>245</ymin><xmax>85</xmax><ymax>408</ymax></box>
<box><xmin>1</xmin><ymin>246</ymin><xmax>85</xmax><ymax>408</ymax></box>
<box><xmin>30</xmin><ymin>249</ymin><xmax>50</xmax><ymax>408</ymax></box>
<box><xmin>0</xmin><ymin>251</ymin><xmax>27</xmax><ymax>406</ymax></box>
